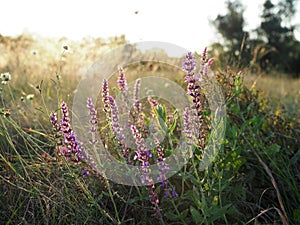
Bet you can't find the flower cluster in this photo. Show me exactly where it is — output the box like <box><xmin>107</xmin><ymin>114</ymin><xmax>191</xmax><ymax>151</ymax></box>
<box><xmin>133</xmin><ymin>79</ymin><xmax>144</xmax><ymax>126</ymax></box>
<box><xmin>183</xmin><ymin>50</ymin><xmax>214</xmax><ymax>147</ymax></box>
<box><xmin>199</xmin><ymin>48</ymin><xmax>214</xmax><ymax>78</ymax></box>
<box><xmin>130</xmin><ymin>124</ymin><xmax>162</xmax><ymax>217</ymax></box>
<box><xmin>1</xmin><ymin>72</ymin><xmax>11</xmax><ymax>85</ymax></box>
<box><xmin>147</xmin><ymin>96</ymin><xmax>158</xmax><ymax>107</ymax></box>
<box><xmin>108</xmin><ymin>96</ymin><xmax>129</xmax><ymax>161</ymax></box>
<box><xmin>130</xmin><ymin>124</ymin><xmax>152</xmax><ymax>182</ymax></box>
<box><xmin>117</xmin><ymin>67</ymin><xmax>131</xmax><ymax>124</ymax></box>
<box><xmin>133</xmin><ymin>79</ymin><xmax>142</xmax><ymax>114</ymax></box>
<box><xmin>102</xmin><ymin>79</ymin><xmax>110</xmax><ymax>114</ymax></box>
<box><xmin>87</xmin><ymin>98</ymin><xmax>98</xmax><ymax>145</ymax></box>
<box><xmin>50</xmin><ymin>101</ymin><xmax>84</xmax><ymax>163</ymax></box>
<box><xmin>50</xmin><ymin>112</ymin><xmax>61</xmax><ymax>140</ymax></box>
<box><xmin>99</xmin><ymin>66</ymin><xmax>180</xmax><ymax>218</ymax></box>
<box><xmin>117</xmin><ymin>66</ymin><xmax>127</xmax><ymax>91</ymax></box>
<box><xmin>183</xmin><ymin>52</ymin><xmax>201</xmax><ymax>114</ymax></box>
<box><xmin>154</xmin><ymin>138</ymin><xmax>177</xmax><ymax>199</ymax></box>
<box><xmin>183</xmin><ymin>107</ymin><xmax>194</xmax><ymax>146</ymax></box>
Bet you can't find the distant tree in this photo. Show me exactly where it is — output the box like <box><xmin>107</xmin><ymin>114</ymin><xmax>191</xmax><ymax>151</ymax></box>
<box><xmin>213</xmin><ymin>1</ymin><xmax>245</xmax><ymax>46</ymax></box>
<box><xmin>212</xmin><ymin>0</ymin><xmax>252</xmax><ymax>67</ymax></box>
<box><xmin>211</xmin><ymin>0</ymin><xmax>300</xmax><ymax>76</ymax></box>
<box><xmin>258</xmin><ymin>0</ymin><xmax>300</xmax><ymax>76</ymax></box>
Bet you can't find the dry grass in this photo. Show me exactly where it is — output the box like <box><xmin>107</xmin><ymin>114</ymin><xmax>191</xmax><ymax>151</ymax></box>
<box><xmin>244</xmin><ymin>72</ymin><xmax>300</xmax><ymax>120</ymax></box>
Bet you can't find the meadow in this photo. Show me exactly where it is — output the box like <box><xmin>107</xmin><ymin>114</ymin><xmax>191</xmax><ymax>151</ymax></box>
<box><xmin>0</xmin><ymin>34</ymin><xmax>299</xmax><ymax>225</ymax></box>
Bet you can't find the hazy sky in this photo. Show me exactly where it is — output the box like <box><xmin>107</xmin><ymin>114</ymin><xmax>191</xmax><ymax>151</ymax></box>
<box><xmin>1</xmin><ymin>0</ymin><xmax>300</xmax><ymax>52</ymax></box>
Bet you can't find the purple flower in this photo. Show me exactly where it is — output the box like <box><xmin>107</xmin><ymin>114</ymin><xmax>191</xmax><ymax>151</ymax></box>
<box><xmin>130</xmin><ymin>125</ymin><xmax>152</xmax><ymax>184</ymax></box>
<box><xmin>117</xmin><ymin>66</ymin><xmax>127</xmax><ymax>91</ymax></box>
<box><xmin>133</xmin><ymin>79</ymin><xmax>142</xmax><ymax>114</ymax></box>
<box><xmin>132</xmin><ymin>79</ymin><xmax>145</xmax><ymax>128</ymax></box>
<box><xmin>172</xmin><ymin>189</ymin><xmax>179</xmax><ymax>198</ymax></box>
<box><xmin>52</xmin><ymin>101</ymin><xmax>84</xmax><ymax>162</ymax></box>
<box><xmin>79</xmin><ymin>167</ymin><xmax>89</xmax><ymax>176</ymax></box>
<box><xmin>183</xmin><ymin>50</ymin><xmax>213</xmax><ymax>148</ymax></box>
<box><xmin>183</xmin><ymin>52</ymin><xmax>202</xmax><ymax>114</ymax></box>
<box><xmin>182</xmin><ymin>52</ymin><xmax>196</xmax><ymax>73</ymax></box>
<box><xmin>87</xmin><ymin>98</ymin><xmax>98</xmax><ymax>145</ymax></box>
<box><xmin>199</xmin><ymin>47</ymin><xmax>214</xmax><ymax>78</ymax></box>
<box><xmin>116</xmin><ymin>67</ymin><xmax>132</xmax><ymax>131</ymax></box>
<box><xmin>130</xmin><ymin>125</ymin><xmax>162</xmax><ymax>218</ymax></box>
<box><xmin>108</xmin><ymin>96</ymin><xmax>130</xmax><ymax>161</ymax></box>
<box><xmin>183</xmin><ymin>107</ymin><xmax>194</xmax><ymax>145</ymax></box>
<box><xmin>154</xmin><ymin>138</ymin><xmax>176</xmax><ymax>198</ymax></box>
<box><xmin>50</xmin><ymin>112</ymin><xmax>60</xmax><ymax>134</ymax></box>
<box><xmin>148</xmin><ymin>96</ymin><xmax>158</xmax><ymax>107</ymax></box>
<box><xmin>146</xmin><ymin>183</ymin><xmax>162</xmax><ymax>218</ymax></box>
<box><xmin>102</xmin><ymin>79</ymin><xmax>110</xmax><ymax>114</ymax></box>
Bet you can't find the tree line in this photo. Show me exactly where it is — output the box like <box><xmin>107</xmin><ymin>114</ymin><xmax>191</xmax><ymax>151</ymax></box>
<box><xmin>212</xmin><ymin>0</ymin><xmax>300</xmax><ymax>77</ymax></box>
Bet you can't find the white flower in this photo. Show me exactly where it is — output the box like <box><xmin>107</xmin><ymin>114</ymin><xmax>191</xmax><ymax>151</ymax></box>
<box><xmin>26</xmin><ymin>94</ymin><xmax>35</xmax><ymax>100</ymax></box>
<box><xmin>62</xmin><ymin>42</ymin><xmax>70</xmax><ymax>52</ymax></box>
<box><xmin>31</xmin><ymin>50</ymin><xmax>38</xmax><ymax>55</ymax></box>
<box><xmin>1</xmin><ymin>72</ymin><xmax>11</xmax><ymax>84</ymax></box>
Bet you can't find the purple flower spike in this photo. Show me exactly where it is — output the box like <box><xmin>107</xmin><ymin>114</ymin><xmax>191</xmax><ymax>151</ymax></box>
<box><xmin>130</xmin><ymin>125</ymin><xmax>152</xmax><ymax>182</ymax></box>
<box><xmin>183</xmin><ymin>107</ymin><xmax>194</xmax><ymax>146</ymax></box>
<box><xmin>182</xmin><ymin>52</ymin><xmax>196</xmax><ymax>73</ymax></box>
<box><xmin>50</xmin><ymin>112</ymin><xmax>60</xmax><ymax>133</ymax></box>
<box><xmin>87</xmin><ymin>98</ymin><xmax>99</xmax><ymax>145</ymax></box>
<box><xmin>183</xmin><ymin>51</ymin><xmax>209</xmax><ymax>148</ymax></box>
<box><xmin>108</xmin><ymin>96</ymin><xmax>130</xmax><ymax>161</ymax></box>
<box><xmin>148</xmin><ymin>96</ymin><xmax>158</xmax><ymax>107</ymax></box>
<box><xmin>57</xmin><ymin>101</ymin><xmax>84</xmax><ymax>163</ymax></box>
<box><xmin>117</xmin><ymin>66</ymin><xmax>127</xmax><ymax>91</ymax></box>
<box><xmin>61</xmin><ymin>101</ymin><xmax>70</xmax><ymax>123</ymax></box>
<box><xmin>131</xmin><ymin>125</ymin><xmax>161</xmax><ymax>218</ymax></box>
<box><xmin>133</xmin><ymin>79</ymin><xmax>142</xmax><ymax>114</ymax></box>
<box><xmin>201</xmin><ymin>47</ymin><xmax>208</xmax><ymax>64</ymax></box>
<box><xmin>133</xmin><ymin>79</ymin><xmax>145</xmax><ymax>127</ymax></box>
<box><xmin>199</xmin><ymin>47</ymin><xmax>214</xmax><ymax>78</ymax></box>
<box><xmin>102</xmin><ymin>79</ymin><xmax>110</xmax><ymax>114</ymax></box>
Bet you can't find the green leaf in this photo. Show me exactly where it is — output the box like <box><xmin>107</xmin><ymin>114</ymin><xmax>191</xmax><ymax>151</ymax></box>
<box><xmin>209</xmin><ymin>204</ymin><xmax>232</xmax><ymax>223</ymax></box>
<box><xmin>266</xmin><ymin>144</ymin><xmax>281</xmax><ymax>155</ymax></box>
<box><xmin>168</xmin><ymin>117</ymin><xmax>177</xmax><ymax>134</ymax></box>
<box><xmin>156</xmin><ymin>105</ymin><xmax>167</xmax><ymax>122</ymax></box>
<box><xmin>158</xmin><ymin>117</ymin><xmax>168</xmax><ymax>134</ymax></box>
<box><xmin>192</xmin><ymin>186</ymin><xmax>201</xmax><ymax>208</ymax></box>
<box><xmin>63</xmin><ymin>173</ymin><xmax>76</xmax><ymax>179</ymax></box>
<box><xmin>164</xmin><ymin>209</ymin><xmax>189</xmax><ymax>221</ymax></box>
<box><xmin>190</xmin><ymin>206</ymin><xmax>203</xmax><ymax>224</ymax></box>
<box><xmin>293</xmin><ymin>208</ymin><xmax>300</xmax><ymax>221</ymax></box>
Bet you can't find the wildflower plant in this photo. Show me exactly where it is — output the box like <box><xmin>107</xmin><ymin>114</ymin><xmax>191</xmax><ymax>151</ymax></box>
<box><xmin>69</xmin><ymin>43</ymin><xmax>226</xmax><ymax>222</ymax></box>
<box><xmin>50</xmin><ymin>101</ymin><xmax>84</xmax><ymax>164</ymax></box>
<box><xmin>75</xmin><ymin>51</ymin><xmax>214</xmax><ymax>218</ymax></box>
